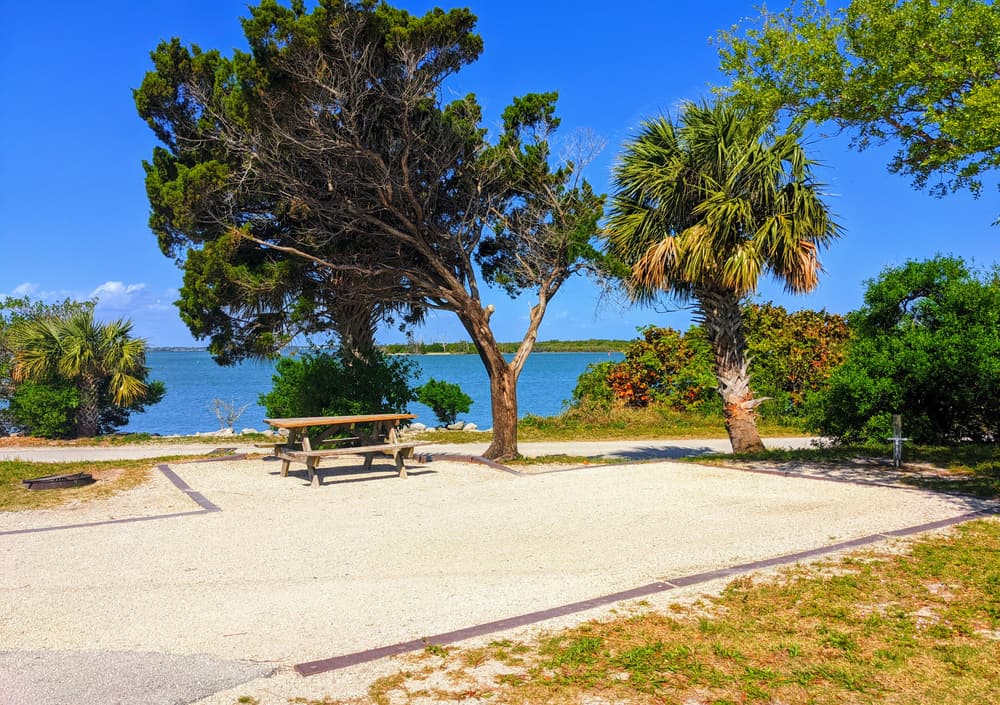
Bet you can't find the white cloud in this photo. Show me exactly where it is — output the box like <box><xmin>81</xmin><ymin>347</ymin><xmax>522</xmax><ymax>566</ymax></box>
<box><xmin>89</xmin><ymin>281</ymin><xmax>148</xmax><ymax>307</ymax></box>
<box><xmin>10</xmin><ymin>282</ymin><xmax>39</xmax><ymax>297</ymax></box>
<box><xmin>2</xmin><ymin>282</ymin><xmax>76</xmax><ymax>302</ymax></box>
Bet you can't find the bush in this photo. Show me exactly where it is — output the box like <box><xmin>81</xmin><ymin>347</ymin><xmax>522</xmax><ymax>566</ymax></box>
<box><xmin>743</xmin><ymin>303</ymin><xmax>852</xmax><ymax>419</ymax></box>
<box><xmin>415</xmin><ymin>378</ymin><xmax>472</xmax><ymax>426</ymax></box>
<box><xmin>570</xmin><ymin>361</ymin><xmax>617</xmax><ymax>410</ymax></box>
<box><xmin>568</xmin><ymin>305</ymin><xmax>851</xmax><ymax>424</ymax></box>
<box><xmin>570</xmin><ymin>325</ymin><xmax>718</xmax><ymax>412</ymax></box>
<box><xmin>807</xmin><ymin>257</ymin><xmax>1000</xmax><ymax>443</ymax></box>
<box><xmin>4</xmin><ymin>377</ymin><xmax>166</xmax><ymax>439</ymax></box>
<box><xmin>7</xmin><ymin>379</ymin><xmax>80</xmax><ymax>439</ymax></box>
<box><xmin>260</xmin><ymin>348</ymin><xmax>417</xmax><ymax>419</ymax></box>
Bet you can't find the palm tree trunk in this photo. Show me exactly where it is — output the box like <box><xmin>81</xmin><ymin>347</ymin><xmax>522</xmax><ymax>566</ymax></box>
<box><xmin>697</xmin><ymin>289</ymin><xmax>765</xmax><ymax>454</ymax></box>
<box><xmin>76</xmin><ymin>374</ymin><xmax>100</xmax><ymax>438</ymax></box>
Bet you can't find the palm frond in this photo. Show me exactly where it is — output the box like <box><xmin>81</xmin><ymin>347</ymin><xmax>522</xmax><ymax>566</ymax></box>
<box><xmin>603</xmin><ymin>96</ymin><xmax>839</xmax><ymax>301</ymax></box>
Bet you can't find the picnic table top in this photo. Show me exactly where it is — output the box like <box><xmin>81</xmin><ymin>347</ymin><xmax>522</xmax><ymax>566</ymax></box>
<box><xmin>263</xmin><ymin>413</ymin><xmax>416</xmax><ymax>430</ymax></box>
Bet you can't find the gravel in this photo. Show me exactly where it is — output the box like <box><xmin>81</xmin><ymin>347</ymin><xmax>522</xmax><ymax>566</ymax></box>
<box><xmin>1</xmin><ymin>446</ymin><xmax>992</xmax><ymax>704</ymax></box>
<box><xmin>0</xmin><ymin>650</ymin><xmax>274</xmax><ymax>705</ymax></box>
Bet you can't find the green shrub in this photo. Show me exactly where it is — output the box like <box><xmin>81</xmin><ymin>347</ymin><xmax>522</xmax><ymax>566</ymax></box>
<box><xmin>4</xmin><ymin>377</ymin><xmax>166</xmax><ymax>439</ymax></box>
<box><xmin>807</xmin><ymin>257</ymin><xmax>1000</xmax><ymax>443</ymax></box>
<box><xmin>7</xmin><ymin>379</ymin><xmax>80</xmax><ymax>439</ymax></box>
<box><xmin>260</xmin><ymin>348</ymin><xmax>417</xmax><ymax>419</ymax></box>
<box><xmin>570</xmin><ymin>361</ymin><xmax>617</xmax><ymax>410</ymax></box>
<box><xmin>568</xmin><ymin>305</ymin><xmax>850</xmax><ymax>424</ymax></box>
<box><xmin>415</xmin><ymin>378</ymin><xmax>472</xmax><ymax>426</ymax></box>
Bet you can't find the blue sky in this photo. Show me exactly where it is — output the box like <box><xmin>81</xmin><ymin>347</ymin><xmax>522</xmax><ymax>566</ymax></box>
<box><xmin>1</xmin><ymin>1</ymin><xmax>997</xmax><ymax>347</ymax></box>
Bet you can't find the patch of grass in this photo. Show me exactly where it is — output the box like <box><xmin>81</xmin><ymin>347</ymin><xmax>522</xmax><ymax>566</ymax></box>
<box><xmin>410</xmin><ymin>429</ymin><xmax>489</xmax><ymax>444</ymax></box>
<box><xmin>517</xmin><ymin>407</ymin><xmax>805</xmax><ymax>442</ymax></box>
<box><xmin>423</xmin><ymin>642</ymin><xmax>452</xmax><ymax>658</ymax></box>
<box><xmin>368</xmin><ymin>671</ymin><xmax>412</xmax><ymax>705</ymax></box>
<box><xmin>0</xmin><ymin>456</ymin><xmax>195</xmax><ymax>511</ymax></box>
<box><xmin>357</xmin><ymin>519</ymin><xmax>1000</xmax><ymax>705</ymax></box>
<box><xmin>411</xmin><ymin>408</ymin><xmax>806</xmax><ymax>443</ymax></box>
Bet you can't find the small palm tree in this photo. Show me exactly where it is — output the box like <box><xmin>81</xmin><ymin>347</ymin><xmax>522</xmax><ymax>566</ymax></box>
<box><xmin>10</xmin><ymin>310</ymin><xmax>150</xmax><ymax>438</ymax></box>
<box><xmin>605</xmin><ymin>99</ymin><xmax>840</xmax><ymax>452</ymax></box>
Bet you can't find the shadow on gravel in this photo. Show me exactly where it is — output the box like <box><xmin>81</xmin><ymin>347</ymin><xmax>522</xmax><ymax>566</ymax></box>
<box><xmin>604</xmin><ymin>445</ymin><xmax>719</xmax><ymax>461</ymax></box>
<box><xmin>268</xmin><ymin>467</ymin><xmax>437</xmax><ymax>486</ymax></box>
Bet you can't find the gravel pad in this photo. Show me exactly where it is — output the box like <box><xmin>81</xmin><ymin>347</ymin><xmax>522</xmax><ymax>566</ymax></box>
<box><xmin>0</xmin><ymin>650</ymin><xmax>274</xmax><ymax>705</ymax></box>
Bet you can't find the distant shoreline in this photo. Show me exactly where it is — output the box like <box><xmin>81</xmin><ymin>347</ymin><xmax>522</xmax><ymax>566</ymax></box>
<box><xmin>150</xmin><ymin>341</ymin><xmax>629</xmax><ymax>354</ymax></box>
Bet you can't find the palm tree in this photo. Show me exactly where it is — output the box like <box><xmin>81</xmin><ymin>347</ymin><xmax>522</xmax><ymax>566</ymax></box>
<box><xmin>605</xmin><ymin>100</ymin><xmax>840</xmax><ymax>452</ymax></box>
<box><xmin>10</xmin><ymin>310</ymin><xmax>150</xmax><ymax>438</ymax></box>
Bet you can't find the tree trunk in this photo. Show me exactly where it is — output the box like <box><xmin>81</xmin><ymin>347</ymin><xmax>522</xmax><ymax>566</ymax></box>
<box><xmin>696</xmin><ymin>289</ymin><xmax>765</xmax><ymax>454</ymax></box>
<box><xmin>484</xmin><ymin>363</ymin><xmax>519</xmax><ymax>460</ymax></box>
<box><xmin>457</xmin><ymin>304</ymin><xmax>520</xmax><ymax>461</ymax></box>
<box><xmin>76</xmin><ymin>375</ymin><xmax>100</xmax><ymax>438</ymax></box>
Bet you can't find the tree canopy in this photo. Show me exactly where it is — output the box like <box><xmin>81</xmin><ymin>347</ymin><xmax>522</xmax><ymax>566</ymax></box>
<box><xmin>807</xmin><ymin>256</ymin><xmax>1000</xmax><ymax>443</ymax></box>
<box><xmin>135</xmin><ymin>0</ymin><xmax>604</xmax><ymax>459</ymax></box>
<box><xmin>718</xmin><ymin>0</ymin><xmax>1000</xmax><ymax>205</ymax></box>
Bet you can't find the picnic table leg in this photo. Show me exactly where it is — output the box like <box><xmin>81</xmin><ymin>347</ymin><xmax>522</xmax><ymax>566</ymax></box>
<box><xmin>363</xmin><ymin>452</ymin><xmax>375</xmax><ymax>472</ymax></box>
<box><xmin>307</xmin><ymin>456</ymin><xmax>321</xmax><ymax>488</ymax></box>
<box><xmin>280</xmin><ymin>428</ymin><xmax>301</xmax><ymax>478</ymax></box>
<box><xmin>394</xmin><ymin>450</ymin><xmax>407</xmax><ymax>478</ymax></box>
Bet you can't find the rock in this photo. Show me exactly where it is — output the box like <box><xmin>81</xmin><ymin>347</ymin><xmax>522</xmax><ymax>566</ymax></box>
<box><xmin>216</xmin><ymin>428</ymin><xmax>235</xmax><ymax>436</ymax></box>
<box><xmin>464</xmin><ymin>423</ymin><xmax>477</xmax><ymax>431</ymax></box>
<box><xmin>445</xmin><ymin>422</ymin><xmax>465</xmax><ymax>431</ymax></box>
<box><xmin>240</xmin><ymin>428</ymin><xmax>258</xmax><ymax>435</ymax></box>
<box><xmin>409</xmin><ymin>422</ymin><xmax>427</xmax><ymax>431</ymax></box>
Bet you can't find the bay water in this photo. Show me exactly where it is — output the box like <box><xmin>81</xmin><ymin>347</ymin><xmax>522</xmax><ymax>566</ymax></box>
<box><xmin>124</xmin><ymin>350</ymin><xmax>622</xmax><ymax>435</ymax></box>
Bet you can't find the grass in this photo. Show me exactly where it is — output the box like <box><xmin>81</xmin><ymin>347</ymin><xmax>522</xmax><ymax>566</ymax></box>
<box><xmin>519</xmin><ymin>407</ymin><xmax>804</xmax><ymax>441</ymax></box>
<box><xmin>692</xmin><ymin>442</ymin><xmax>1000</xmax><ymax>499</ymax></box>
<box><xmin>0</xmin><ymin>455</ymin><xmax>199</xmax><ymax>511</ymax></box>
<box><xmin>412</xmin><ymin>407</ymin><xmax>806</xmax><ymax>443</ymax></box>
<box><xmin>322</xmin><ymin>518</ymin><xmax>1000</xmax><ymax>705</ymax></box>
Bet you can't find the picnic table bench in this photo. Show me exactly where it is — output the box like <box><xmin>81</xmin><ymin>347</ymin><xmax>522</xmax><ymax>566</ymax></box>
<box><xmin>264</xmin><ymin>414</ymin><xmax>430</xmax><ymax>487</ymax></box>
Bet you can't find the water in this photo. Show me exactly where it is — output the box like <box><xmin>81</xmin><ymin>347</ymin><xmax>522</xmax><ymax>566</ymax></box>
<box><xmin>124</xmin><ymin>350</ymin><xmax>622</xmax><ymax>435</ymax></box>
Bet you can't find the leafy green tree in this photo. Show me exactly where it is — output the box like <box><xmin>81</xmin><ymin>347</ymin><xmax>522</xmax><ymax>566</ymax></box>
<box><xmin>718</xmin><ymin>0</ymin><xmax>1000</xmax><ymax>204</ymax></box>
<box><xmin>807</xmin><ymin>256</ymin><xmax>1000</xmax><ymax>443</ymax></box>
<box><xmin>604</xmin><ymin>99</ymin><xmax>840</xmax><ymax>452</ymax></box>
<box><xmin>135</xmin><ymin>1</ymin><xmax>605</xmax><ymax>460</ymax></box>
<box><xmin>260</xmin><ymin>348</ymin><xmax>416</xmax><ymax>420</ymax></box>
<box><xmin>415</xmin><ymin>379</ymin><xmax>473</xmax><ymax>426</ymax></box>
<box><xmin>8</xmin><ymin>310</ymin><xmax>162</xmax><ymax>438</ymax></box>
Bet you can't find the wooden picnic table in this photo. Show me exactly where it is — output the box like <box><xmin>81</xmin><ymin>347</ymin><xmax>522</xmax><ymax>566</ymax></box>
<box><xmin>263</xmin><ymin>413</ymin><xmax>430</xmax><ymax>487</ymax></box>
